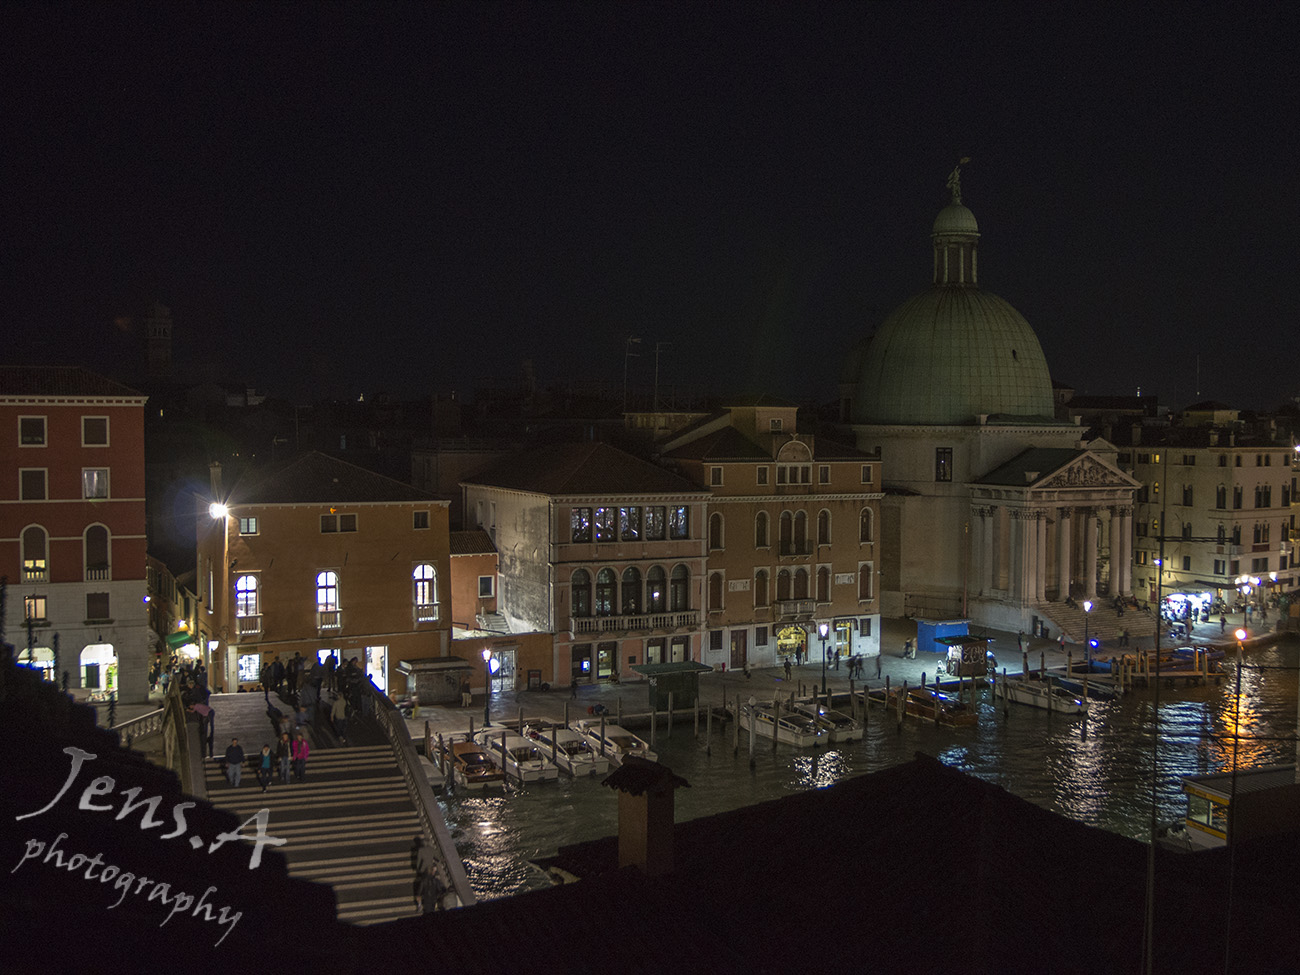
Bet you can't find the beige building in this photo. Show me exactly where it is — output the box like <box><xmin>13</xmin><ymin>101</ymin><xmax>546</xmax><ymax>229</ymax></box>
<box><xmin>659</xmin><ymin>398</ymin><xmax>883</xmax><ymax>668</ymax></box>
<box><xmin>198</xmin><ymin>452</ymin><xmax>451</xmax><ymax>695</ymax></box>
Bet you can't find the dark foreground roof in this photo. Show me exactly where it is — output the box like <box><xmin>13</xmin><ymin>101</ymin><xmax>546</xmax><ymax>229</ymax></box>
<box><xmin>464</xmin><ymin>441</ymin><xmax>706</xmax><ymax>496</ymax></box>
<box><xmin>233</xmin><ymin>450</ymin><xmax>440</xmax><ymax>505</ymax></box>
<box><xmin>0</xmin><ymin>365</ymin><xmax>144</xmax><ymax>398</ymax></box>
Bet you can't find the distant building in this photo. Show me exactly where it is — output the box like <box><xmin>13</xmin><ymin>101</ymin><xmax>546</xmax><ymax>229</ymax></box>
<box><xmin>462</xmin><ymin>442</ymin><xmax>708</xmax><ymax>684</ymax></box>
<box><xmin>660</xmin><ymin>398</ymin><xmax>883</xmax><ymax>667</ymax></box>
<box><xmin>0</xmin><ymin>367</ymin><xmax>150</xmax><ymax>700</ymax></box>
<box><xmin>197</xmin><ymin>451</ymin><xmax>451</xmax><ymax>695</ymax></box>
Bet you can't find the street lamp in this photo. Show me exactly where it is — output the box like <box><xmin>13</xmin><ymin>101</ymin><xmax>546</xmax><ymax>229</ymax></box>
<box><xmin>481</xmin><ymin>648</ymin><xmax>492</xmax><ymax>727</ymax></box>
<box><xmin>1083</xmin><ymin>599</ymin><xmax>1093</xmax><ymax>664</ymax></box>
<box><xmin>818</xmin><ymin>622</ymin><xmax>829</xmax><ymax>695</ymax></box>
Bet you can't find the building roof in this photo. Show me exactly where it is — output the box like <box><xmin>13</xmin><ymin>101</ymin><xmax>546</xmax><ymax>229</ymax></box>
<box><xmin>463</xmin><ymin>442</ymin><xmax>706</xmax><ymax>497</ymax></box>
<box><xmin>0</xmin><ymin>365</ymin><xmax>144</xmax><ymax>398</ymax></box>
<box><xmin>975</xmin><ymin>447</ymin><xmax>1086</xmax><ymax>486</ymax></box>
<box><xmin>660</xmin><ymin>426</ymin><xmax>771</xmax><ymax>461</ymax></box>
<box><xmin>601</xmin><ymin>756</ymin><xmax>691</xmax><ymax>796</ymax></box>
<box><xmin>232</xmin><ymin>451</ymin><xmax>442</xmax><ymax>505</ymax></box>
<box><xmin>449</xmin><ymin>529</ymin><xmax>497</xmax><ymax>556</ymax></box>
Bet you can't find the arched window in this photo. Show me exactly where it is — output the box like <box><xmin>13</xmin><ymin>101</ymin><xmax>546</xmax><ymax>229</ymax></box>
<box><xmin>859</xmin><ymin>507</ymin><xmax>874</xmax><ymax>543</ymax></box>
<box><xmin>794</xmin><ymin>511</ymin><xmax>807</xmax><ymax>550</ymax></box>
<box><xmin>316</xmin><ymin>571</ymin><xmax>339</xmax><ymax>611</ymax></box>
<box><xmin>817</xmin><ymin>509</ymin><xmax>831</xmax><ymax>546</ymax></box>
<box><xmin>571</xmin><ymin>569</ymin><xmax>592</xmax><ymax>618</ymax></box>
<box><xmin>646</xmin><ymin>566</ymin><xmax>667</xmax><ymax>613</ymax></box>
<box><xmin>794</xmin><ymin>567</ymin><xmax>809</xmax><ymax>599</ymax></box>
<box><xmin>755</xmin><ymin>569</ymin><xmax>769</xmax><ymax>607</ymax></box>
<box><xmin>779</xmin><ymin>511</ymin><xmax>793</xmax><ymax>554</ymax></box>
<box><xmin>817</xmin><ymin>566</ymin><xmax>830</xmax><ymax>602</ymax></box>
<box><xmin>669</xmin><ymin>565</ymin><xmax>689</xmax><ymax>612</ymax></box>
<box><xmin>755</xmin><ymin>511</ymin><xmax>769</xmax><ymax>548</ymax></box>
<box><xmin>595</xmin><ymin>568</ymin><xmax>616</xmax><ymax>616</ymax></box>
<box><xmin>709</xmin><ymin>512</ymin><xmax>724</xmax><ymax>550</ymax></box>
<box><xmin>777</xmin><ymin>569</ymin><xmax>791</xmax><ymax>602</ymax></box>
<box><xmin>85</xmin><ymin>524</ymin><xmax>109</xmax><ymax>580</ymax></box>
<box><xmin>413</xmin><ymin>564</ymin><xmax>438</xmax><ymax>620</ymax></box>
<box><xmin>708</xmin><ymin>572</ymin><xmax>723</xmax><ymax>610</ymax></box>
<box><xmin>22</xmin><ymin>525</ymin><xmax>47</xmax><ymax>582</ymax></box>
<box><xmin>235</xmin><ymin>575</ymin><xmax>260</xmax><ymax>616</ymax></box>
<box><xmin>622</xmin><ymin>566</ymin><xmax>642</xmax><ymax>615</ymax></box>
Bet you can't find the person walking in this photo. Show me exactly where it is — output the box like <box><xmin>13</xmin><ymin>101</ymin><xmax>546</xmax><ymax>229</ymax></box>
<box><xmin>460</xmin><ymin>676</ymin><xmax>472</xmax><ymax>708</ymax></box>
<box><xmin>292</xmin><ymin>731</ymin><xmax>310</xmax><ymax>782</ymax></box>
<box><xmin>257</xmin><ymin>744</ymin><xmax>273</xmax><ymax>793</ymax></box>
<box><xmin>331</xmin><ymin>693</ymin><xmax>348</xmax><ymax>743</ymax></box>
<box><xmin>224</xmin><ymin>738</ymin><xmax>245</xmax><ymax>788</ymax></box>
<box><xmin>875</xmin><ymin>653</ymin><xmax>882</xmax><ymax>679</ymax></box>
<box><xmin>783</xmin><ymin>657</ymin><xmax>792</xmax><ymax>680</ymax></box>
<box><xmin>275</xmin><ymin>733</ymin><xmax>292</xmax><ymax>784</ymax></box>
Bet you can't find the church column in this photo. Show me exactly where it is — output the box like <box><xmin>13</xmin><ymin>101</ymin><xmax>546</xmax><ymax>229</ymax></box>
<box><xmin>1058</xmin><ymin>506</ymin><xmax>1073</xmax><ymax>600</ymax></box>
<box><xmin>1084</xmin><ymin>508</ymin><xmax>1098</xmax><ymax>600</ymax></box>
<box><xmin>980</xmin><ymin>506</ymin><xmax>995</xmax><ymax>594</ymax></box>
<box><xmin>1108</xmin><ymin>506</ymin><xmax>1121</xmax><ymax>596</ymax></box>
<box><xmin>1035</xmin><ymin>511</ymin><xmax>1048</xmax><ymax>604</ymax></box>
<box><xmin>1119</xmin><ymin>505</ymin><xmax>1134</xmax><ymax>596</ymax></box>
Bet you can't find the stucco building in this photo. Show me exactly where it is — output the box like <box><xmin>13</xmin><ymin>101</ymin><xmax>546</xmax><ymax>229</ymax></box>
<box><xmin>197</xmin><ymin>451</ymin><xmax>451</xmax><ymax>695</ymax></box>
<box><xmin>462</xmin><ymin>442</ymin><xmax>708</xmax><ymax>685</ymax></box>
<box><xmin>0</xmin><ymin>367</ymin><xmax>151</xmax><ymax>700</ymax></box>
<box><xmin>659</xmin><ymin>398</ymin><xmax>883</xmax><ymax>668</ymax></box>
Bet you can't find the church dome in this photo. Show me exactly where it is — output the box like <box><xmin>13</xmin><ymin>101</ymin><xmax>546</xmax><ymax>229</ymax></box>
<box><xmin>850</xmin><ymin>168</ymin><xmax>1054</xmax><ymax>425</ymax></box>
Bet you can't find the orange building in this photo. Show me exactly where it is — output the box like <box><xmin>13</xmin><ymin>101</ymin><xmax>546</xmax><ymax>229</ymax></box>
<box><xmin>660</xmin><ymin>399</ymin><xmax>883</xmax><ymax>669</ymax></box>
<box><xmin>197</xmin><ymin>451</ymin><xmax>451</xmax><ymax>695</ymax></box>
<box><xmin>0</xmin><ymin>367</ymin><xmax>150</xmax><ymax>700</ymax></box>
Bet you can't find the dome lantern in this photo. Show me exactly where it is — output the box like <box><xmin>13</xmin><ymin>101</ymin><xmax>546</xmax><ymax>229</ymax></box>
<box><xmin>932</xmin><ymin>158</ymin><xmax>979</xmax><ymax>286</ymax></box>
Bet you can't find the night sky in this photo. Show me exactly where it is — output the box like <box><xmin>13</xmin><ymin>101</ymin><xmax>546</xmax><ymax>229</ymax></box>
<box><xmin>4</xmin><ymin>3</ymin><xmax>1298</xmax><ymax>410</ymax></box>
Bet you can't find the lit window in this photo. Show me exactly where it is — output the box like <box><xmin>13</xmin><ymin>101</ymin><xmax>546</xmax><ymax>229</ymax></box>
<box><xmin>594</xmin><ymin>507</ymin><xmax>616</xmax><ymax>542</ymax></box>
<box><xmin>571</xmin><ymin>507</ymin><xmax>592</xmax><ymax>543</ymax></box>
<box><xmin>82</xmin><ymin>468</ymin><xmax>109</xmax><ymax>499</ymax></box>
<box><xmin>669</xmin><ymin>506</ymin><xmax>689</xmax><ymax>540</ymax></box>
<box><xmin>22</xmin><ymin>525</ymin><xmax>48</xmax><ymax>582</ymax></box>
<box><xmin>24</xmin><ymin>595</ymin><xmax>47</xmax><ymax>622</ymax></box>
<box><xmin>239</xmin><ymin>516</ymin><xmax>258</xmax><ymax>535</ymax></box>
<box><xmin>413</xmin><ymin>564</ymin><xmax>438</xmax><ymax>621</ymax></box>
<box><xmin>935</xmin><ymin>448</ymin><xmax>953</xmax><ymax>483</ymax></box>
<box><xmin>317</xmin><ymin>571</ymin><xmax>340</xmax><ymax>622</ymax></box>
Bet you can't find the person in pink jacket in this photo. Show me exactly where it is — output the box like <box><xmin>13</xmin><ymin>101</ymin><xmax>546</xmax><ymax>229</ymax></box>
<box><xmin>292</xmin><ymin>731</ymin><xmax>310</xmax><ymax>782</ymax></box>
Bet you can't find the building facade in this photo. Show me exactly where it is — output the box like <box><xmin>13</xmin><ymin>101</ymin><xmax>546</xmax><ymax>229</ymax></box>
<box><xmin>0</xmin><ymin>367</ymin><xmax>150</xmax><ymax>700</ymax></box>
<box><xmin>197</xmin><ymin>452</ymin><xmax>451</xmax><ymax>695</ymax></box>
<box><xmin>462</xmin><ymin>442</ymin><xmax>708</xmax><ymax>685</ymax></box>
<box><xmin>660</xmin><ymin>399</ymin><xmax>883</xmax><ymax>668</ymax></box>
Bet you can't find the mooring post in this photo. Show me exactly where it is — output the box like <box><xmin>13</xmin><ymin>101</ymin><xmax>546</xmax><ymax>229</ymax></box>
<box><xmin>668</xmin><ymin>691</ymin><xmax>674</xmax><ymax>737</ymax></box>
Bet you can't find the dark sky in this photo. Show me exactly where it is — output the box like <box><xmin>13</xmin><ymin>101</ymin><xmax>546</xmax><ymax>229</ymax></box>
<box><xmin>4</xmin><ymin>3</ymin><xmax>1298</xmax><ymax>409</ymax></box>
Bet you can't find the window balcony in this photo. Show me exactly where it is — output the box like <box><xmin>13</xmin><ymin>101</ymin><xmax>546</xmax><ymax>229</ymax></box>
<box><xmin>778</xmin><ymin>542</ymin><xmax>813</xmax><ymax>557</ymax></box>
<box><xmin>571</xmin><ymin>609</ymin><xmax>699</xmax><ymax>637</ymax></box>
<box><xmin>317</xmin><ymin>610</ymin><xmax>341</xmax><ymax>630</ymax></box>
<box><xmin>416</xmin><ymin>603</ymin><xmax>440</xmax><ymax>623</ymax></box>
<box><xmin>775</xmin><ymin>598</ymin><xmax>817</xmax><ymax>619</ymax></box>
<box><xmin>236</xmin><ymin>615</ymin><xmax>262</xmax><ymax>636</ymax></box>
<box><xmin>23</xmin><ymin>568</ymin><xmax>47</xmax><ymax>584</ymax></box>
<box><xmin>85</xmin><ymin>566</ymin><xmax>110</xmax><ymax>582</ymax></box>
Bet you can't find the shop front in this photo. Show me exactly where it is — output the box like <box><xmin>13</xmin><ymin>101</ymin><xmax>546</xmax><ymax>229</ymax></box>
<box><xmin>80</xmin><ymin>641</ymin><xmax>117</xmax><ymax>698</ymax></box>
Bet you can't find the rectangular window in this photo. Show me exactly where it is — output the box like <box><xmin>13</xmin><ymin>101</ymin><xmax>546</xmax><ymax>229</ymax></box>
<box><xmin>755</xmin><ymin>625</ymin><xmax>769</xmax><ymax>647</ymax></box>
<box><xmin>571</xmin><ymin>507</ymin><xmax>592</xmax><ymax>543</ymax></box>
<box><xmin>1182</xmin><ymin>556</ymin><xmax>1192</xmax><ymax>571</ymax></box>
<box><xmin>20</xmin><ymin>469</ymin><xmax>47</xmax><ymax>500</ymax></box>
<box><xmin>819</xmin><ymin>465</ymin><xmax>830</xmax><ymax>484</ymax></box>
<box><xmin>709</xmin><ymin>630</ymin><xmax>723</xmax><ymax>652</ymax></box>
<box><xmin>644</xmin><ymin>506</ymin><xmax>666</xmax><ymax>540</ymax></box>
<box><xmin>321</xmin><ymin>514</ymin><xmax>336</xmax><ymax>533</ymax></box>
<box><xmin>82</xmin><ymin>468</ymin><xmax>109</xmax><ymax>499</ymax></box>
<box><xmin>669</xmin><ymin>505</ymin><xmax>690</xmax><ymax>539</ymax></box>
<box><xmin>619</xmin><ymin>506</ymin><xmax>641</xmax><ymax>541</ymax></box>
<box><xmin>859</xmin><ymin>617</ymin><xmax>872</xmax><ymax>636</ymax></box>
<box><xmin>24</xmin><ymin>595</ymin><xmax>47</xmax><ymax>622</ymax></box>
<box><xmin>710</xmin><ymin>466</ymin><xmax>723</xmax><ymax>486</ymax></box>
<box><xmin>1252</xmin><ymin>557</ymin><xmax>1270</xmax><ymax>573</ymax></box>
<box><xmin>769</xmin><ymin>418</ymin><xmax>782</xmax><ymax>432</ymax></box>
<box><xmin>935</xmin><ymin>448</ymin><xmax>953</xmax><ymax>482</ymax></box>
<box><xmin>594</xmin><ymin>507</ymin><xmax>616</xmax><ymax>542</ymax></box>
<box><xmin>801</xmin><ymin>466</ymin><xmax>811</xmax><ymax>484</ymax></box>
<box><xmin>1219</xmin><ymin>455</ymin><xmax>1227</xmax><ymax>467</ymax></box>
<box><xmin>1214</xmin><ymin>559</ymin><xmax>1226</xmax><ymax>575</ymax></box>
<box><xmin>413</xmin><ymin>510</ymin><xmax>429</xmax><ymax>530</ymax></box>
<box><xmin>478</xmin><ymin>575</ymin><xmax>495</xmax><ymax>598</ymax></box>
<box><xmin>86</xmin><ymin>592</ymin><xmax>110</xmax><ymax>621</ymax></box>
<box><xmin>777</xmin><ymin>466</ymin><xmax>787</xmax><ymax>485</ymax></box>
<box><xmin>1230</xmin><ymin>559</ymin><xmax>1240</xmax><ymax>575</ymax></box>
<box><xmin>20</xmin><ymin>416</ymin><xmax>46</xmax><ymax>446</ymax></box>
<box><xmin>1182</xmin><ymin>485</ymin><xmax>1193</xmax><ymax>506</ymax></box>
<box><xmin>239</xmin><ymin>516</ymin><xmax>259</xmax><ymax>535</ymax></box>
<box><xmin>757</xmin><ymin>466</ymin><xmax>768</xmax><ymax>485</ymax></box>
<box><xmin>1183</xmin><ymin>455</ymin><xmax>1196</xmax><ymax>466</ymax></box>
<box><xmin>1233</xmin><ymin>487</ymin><xmax>1242</xmax><ymax>509</ymax></box>
<box><xmin>861</xmin><ymin>465</ymin><xmax>873</xmax><ymax>484</ymax></box>
<box><xmin>82</xmin><ymin>416</ymin><xmax>109</xmax><ymax>446</ymax></box>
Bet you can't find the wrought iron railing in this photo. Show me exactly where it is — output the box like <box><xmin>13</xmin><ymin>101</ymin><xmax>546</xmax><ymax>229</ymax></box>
<box><xmin>237</xmin><ymin>614</ymin><xmax>262</xmax><ymax>635</ymax></box>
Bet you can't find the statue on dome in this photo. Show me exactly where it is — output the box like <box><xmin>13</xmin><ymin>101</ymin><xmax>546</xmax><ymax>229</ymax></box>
<box><xmin>946</xmin><ymin>156</ymin><xmax>971</xmax><ymax>205</ymax></box>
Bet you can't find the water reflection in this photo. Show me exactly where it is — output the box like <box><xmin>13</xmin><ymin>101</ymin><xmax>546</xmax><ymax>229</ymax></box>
<box><xmin>442</xmin><ymin>642</ymin><xmax>1298</xmax><ymax>899</ymax></box>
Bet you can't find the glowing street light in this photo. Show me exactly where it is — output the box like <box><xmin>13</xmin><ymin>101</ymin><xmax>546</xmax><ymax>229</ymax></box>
<box><xmin>482</xmin><ymin>648</ymin><xmax>493</xmax><ymax>727</ymax></box>
<box><xmin>1083</xmin><ymin>599</ymin><xmax>1093</xmax><ymax>662</ymax></box>
<box><xmin>209</xmin><ymin>502</ymin><xmax>228</xmax><ymax>520</ymax></box>
<box><xmin>818</xmin><ymin>622</ymin><xmax>829</xmax><ymax>695</ymax></box>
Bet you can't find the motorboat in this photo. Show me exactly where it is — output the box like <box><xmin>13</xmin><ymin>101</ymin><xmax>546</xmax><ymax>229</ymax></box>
<box><xmin>443</xmin><ymin>740</ymin><xmax>504</xmax><ymax>789</ymax></box>
<box><xmin>475</xmin><ymin>729</ymin><xmax>560</xmax><ymax>782</ymax></box>
<box><xmin>524</xmin><ymin>724</ymin><xmax>610</xmax><ymax>776</ymax></box>
<box><xmin>791</xmin><ymin>702</ymin><xmax>863</xmax><ymax>743</ymax></box>
<box><xmin>868</xmin><ymin>685</ymin><xmax>979</xmax><ymax>727</ymax></box>
<box><xmin>576</xmin><ymin>721</ymin><xmax>657</xmax><ymax>766</ymax></box>
<box><xmin>1000</xmin><ymin>677</ymin><xmax>1088</xmax><ymax>716</ymax></box>
<box><xmin>738</xmin><ymin>703</ymin><xmax>827</xmax><ymax>747</ymax></box>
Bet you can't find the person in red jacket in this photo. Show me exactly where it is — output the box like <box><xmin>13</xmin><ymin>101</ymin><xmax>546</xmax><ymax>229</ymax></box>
<box><xmin>292</xmin><ymin>731</ymin><xmax>310</xmax><ymax>782</ymax></box>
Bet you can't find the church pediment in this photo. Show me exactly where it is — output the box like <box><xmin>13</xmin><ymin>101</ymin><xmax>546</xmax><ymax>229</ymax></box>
<box><xmin>1039</xmin><ymin>454</ymin><xmax>1137</xmax><ymax>489</ymax></box>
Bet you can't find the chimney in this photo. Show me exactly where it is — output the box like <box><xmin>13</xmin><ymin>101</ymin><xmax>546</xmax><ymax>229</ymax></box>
<box><xmin>1131</xmin><ymin>423</ymin><xmax>1142</xmax><ymax>446</ymax></box>
<box><xmin>209</xmin><ymin>461</ymin><xmax>223</xmax><ymax>499</ymax></box>
<box><xmin>602</xmin><ymin>757</ymin><xmax>690</xmax><ymax>877</ymax></box>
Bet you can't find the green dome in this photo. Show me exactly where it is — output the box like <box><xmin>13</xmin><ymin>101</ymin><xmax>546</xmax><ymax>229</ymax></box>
<box><xmin>933</xmin><ymin>203</ymin><xmax>979</xmax><ymax>236</ymax></box>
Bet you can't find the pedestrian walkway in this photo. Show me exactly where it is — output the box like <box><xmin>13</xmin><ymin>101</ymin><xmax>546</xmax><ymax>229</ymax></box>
<box><xmin>201</xmin><ymin>692</ymin><xmax>425</xmax><ymax>926</ymax></box>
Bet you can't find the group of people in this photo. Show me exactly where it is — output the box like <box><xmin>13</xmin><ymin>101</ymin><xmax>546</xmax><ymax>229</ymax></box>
<box><xmin>222</xmin><ymin>730</ymin><xmax>310</xmax><ymax>792</ymax></box>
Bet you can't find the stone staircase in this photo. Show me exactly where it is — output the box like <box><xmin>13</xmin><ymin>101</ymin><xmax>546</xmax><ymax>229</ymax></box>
<box><xmin>203</xmin><ymin>705</ymin><xmax>425</xmax><ymax>926</ymax></box>
<box><xmin>1035</xmin><ymin>600</ymin><xmax>1140</xmax><ymax>646</ymax></box>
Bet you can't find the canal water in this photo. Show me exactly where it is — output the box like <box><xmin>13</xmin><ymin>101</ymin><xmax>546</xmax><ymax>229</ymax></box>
<box><xmin>440</xmin><ymin>641</ymin><xmax>1300</xmax><ymax>900</ymax></box>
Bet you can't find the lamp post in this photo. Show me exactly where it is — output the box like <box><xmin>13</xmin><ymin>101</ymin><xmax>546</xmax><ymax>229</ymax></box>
<box><xmin>818</xmin><ymin>622</ymin><xmax>829</xmax><ymax>695</ymax></box>
<box><xmin>1083</xmin><ymin>599</ymin><xmax>1093</xmax><ymax>664</ymax></box>
<box><xmin>481</xmin><ymin>648</ymin><xmax>492</xmax><ymax>727</ymax></box>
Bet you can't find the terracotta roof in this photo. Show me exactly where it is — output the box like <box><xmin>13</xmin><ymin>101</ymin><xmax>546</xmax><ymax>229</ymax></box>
<box><xmin>462</xmin><ymin>442</ymin><xmax>706</xmax><ymax>497</ymax></box>
<box><xmin>0</xmin><ymin>366</ymin><xmax>143</xmax><ymax>398</ymax></box>
<box><xmin>449</xmin><ymin>529</ymin><xmax>496</xmax><ymax>556</ymax></box>
<box><xmin>233</xmin><ymin>451</ymin><xmax>442</xmax><ymax>505</ymax></box>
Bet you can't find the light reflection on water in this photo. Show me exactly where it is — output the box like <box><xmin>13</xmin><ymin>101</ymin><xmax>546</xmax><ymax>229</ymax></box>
<box><xmin>443</xmin><ymin>642</ymin><xmax>1298</xmax><ymax>900</ymax></box>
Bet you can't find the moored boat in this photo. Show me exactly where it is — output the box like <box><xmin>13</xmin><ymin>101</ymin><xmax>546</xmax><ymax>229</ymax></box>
<box><xmin>577</xmin><ymin>721</ymin><xmax>657</xmax><ymax>766</ymax></box>
<box><xmin>738</xmin><ymin>703</ymin><xmax>827</xmax><ymax>746</ymax></box>
<box><xmin>868</xmin><ymin>685</ymin><xmax>979</xmax><ymax>727</ymax></box>
<box><xmin>1001</xmin><ymin>676</ymin><xmax>1088</xmax><ymax>715</ymax></box>
<box><xmin>443</xmin><ymin>739</ymin><xmax>504</xmax><ymax>789</ymax></box>
<box><xmin>475</xmin><ymin>729</ymin><xmax>560</xmax><ymax>782</ymax></box>
<box><xmin>524</xmin><ymin>724</ymin><xmax>610</xmax><ymax>776</ymax></box>
<box><xmin>791</xmin><ymin>702</ymin><xmax>863</xmax><ymax>742</ymax></box>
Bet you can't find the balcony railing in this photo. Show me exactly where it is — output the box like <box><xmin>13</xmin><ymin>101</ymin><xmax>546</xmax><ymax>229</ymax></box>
<box><xmin>572</xmin><ymin>609</ymin><xmax>699</xmax><ymax>636</ymax></box>
<box><xmin>85</xmin><ymin>566</ymin><xmax>110</xmax><ymax>581</ymax></box>
<box><xmin>318</xmin><ymin>610</ymin><xmax>341</xmax><ymax>630</ymax></box>
<box><xmin>23</xmin><ymin>567</ymin><xmax>47</xmax><ymax>583</ymax></box>
<box><xmin>774</xmin><ymin>598</ymin><xmax>816</xmax><ymax>618</ymax></box>
<box><xmin>237</xmin><ymin>614</ymin><xmax>262</xmax><ymax>636</ymax></box>
<box><xmin>778</xmin><ymin>542</ymin><xmax>813</xmax><ymax>557</ymax></box>
<box><xmin>416</xmin><ymin>603</ymin><xmax>440</xmax><ymax>623</ymax></box>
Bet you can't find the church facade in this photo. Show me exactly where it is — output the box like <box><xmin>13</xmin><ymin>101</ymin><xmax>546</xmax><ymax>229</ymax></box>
<box><xmin>843</xmin><ymin>167</ymin><xmax>1138</xmax><ymax>637</ymax></box>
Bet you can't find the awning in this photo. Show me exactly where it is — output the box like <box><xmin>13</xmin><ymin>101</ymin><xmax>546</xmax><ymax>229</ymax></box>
<box><xmin>397</xmin><ymin>656</ymin><xmax>476</xmax><ymax>675</ymax></box>
<box><xmin>629</xmin><ymin>661</ymin><xmax>714</xmax><ymax>677</ymax></box>
<box><xmin>165</xmin><ymin>630</ymin><xmax>194</xmax><ymax>649</ymax></box>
